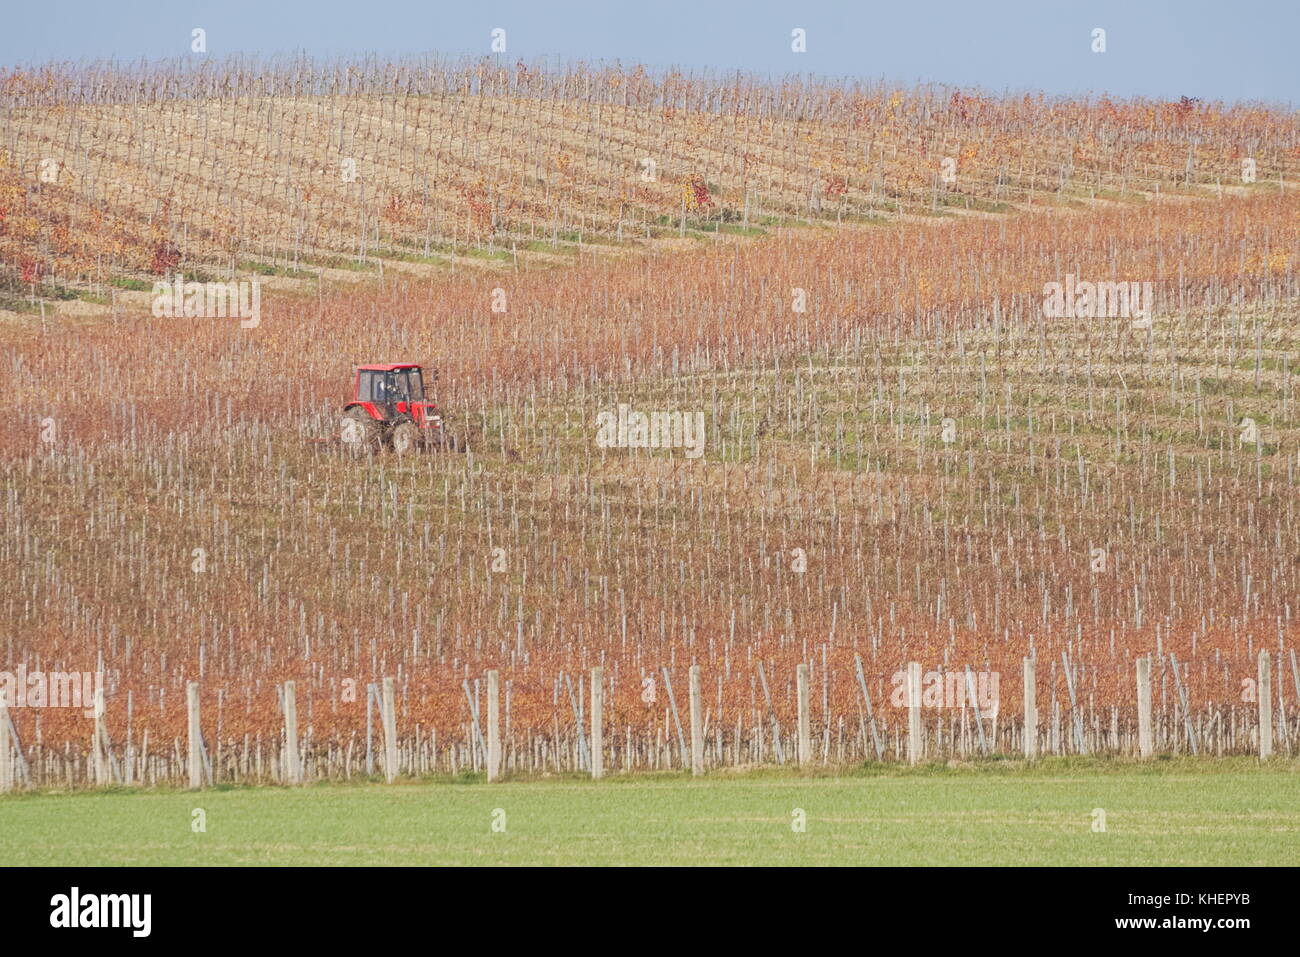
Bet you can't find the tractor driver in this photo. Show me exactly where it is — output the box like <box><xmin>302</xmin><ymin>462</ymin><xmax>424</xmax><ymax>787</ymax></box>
<box><xmin>391</xmin><ymin>373</ymin><xmax>410</xmax><ymax>402</ymax></box>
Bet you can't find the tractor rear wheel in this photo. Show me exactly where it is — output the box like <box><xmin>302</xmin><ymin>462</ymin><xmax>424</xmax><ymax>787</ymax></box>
<box><xmin>390</xmin><ymin>420</ymin><xmax>420</xmax><ymax>456</ymax></box>
<box><xmin>341</xmin><ymin>407</ymin><xmax>381</xmax><ymax>452</ymax></box>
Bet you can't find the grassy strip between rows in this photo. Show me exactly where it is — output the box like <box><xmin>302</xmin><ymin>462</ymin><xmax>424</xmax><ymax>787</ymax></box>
<box><xmin>1</xmin><ymin>758</ymin><xmax>1295</xmax><ymax>865</ymax></box>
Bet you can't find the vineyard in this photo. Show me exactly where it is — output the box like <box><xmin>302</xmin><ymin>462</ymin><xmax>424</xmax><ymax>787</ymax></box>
<box><xmin>2</xmin><ymin>54</ymin><xmax>1298</xmax><ymax>309</ymax></box>
<box><xmin>2</xmin><ymin>57</ymin><xmax>1300</xmax><ymax>788</ymax></box>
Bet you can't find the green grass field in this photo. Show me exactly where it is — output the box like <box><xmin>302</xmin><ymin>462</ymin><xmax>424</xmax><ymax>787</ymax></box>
<box><xmin>1</xmin><ymin>758</ymin><xmax>1296</xmax><ymax>866</ymax></box>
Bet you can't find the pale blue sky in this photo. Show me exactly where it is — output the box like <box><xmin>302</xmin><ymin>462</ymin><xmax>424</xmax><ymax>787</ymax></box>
<box><xmin>3</xmin><ymin>0</ymin><xmax>1296</xmax><ymax>105</ymax></box>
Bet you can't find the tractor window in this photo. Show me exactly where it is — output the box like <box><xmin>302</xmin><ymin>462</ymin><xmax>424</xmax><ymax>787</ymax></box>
<box><xmin>360</xmin><ymin>371</ymin><xmax>395</xmax><ymax>403</ymax></box>
<box><xmin>409</xmin><ymin>369</ymin><xmax>424</xmax><ymax>401</ymax></box>
<box><xmin>358</xmin><ymin>370</ymin><xmax>389</xmax><ymax>402</ymax></box>
<box><xmin>390</xmin><ymin>372</ymin><xmax>410</xmax><ymax>402</ymax></box>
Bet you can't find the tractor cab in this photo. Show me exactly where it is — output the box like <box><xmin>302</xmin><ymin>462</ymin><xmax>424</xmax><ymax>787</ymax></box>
<box><xmin>356</xmin><ymin>365</ymin><xmax>426</xmax><ymax>412</ymax></box>
<box><xmin>342</xmin><ymin>363</ymin><xmax>458</xmax><ymax>453</ymax></box>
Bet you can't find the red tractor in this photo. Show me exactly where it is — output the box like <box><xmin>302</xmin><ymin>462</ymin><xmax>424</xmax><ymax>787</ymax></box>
<box><xmin>340</xmin><ymin>363</ymin><xmax>461</xmax><ymax>453</ymax></box>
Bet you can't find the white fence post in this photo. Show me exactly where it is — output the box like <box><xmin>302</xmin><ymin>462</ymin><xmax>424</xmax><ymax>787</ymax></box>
<box><xmin>187</xmin><ymin>681</ymin><xmax>203</xmax><ymax>790</ymax></box>
<box><xmin>0</xmin><ymin>691</ymin><xmax>11</xmax><ymax>793</ymax></box>
<box><xmin>689</xmin><ymin>665</ymin><xmax>703</xmax><ymax>776</ymax></box>
<box><xmin>907</xmin><ymin>661</ymin><xmax>923</xmax><ymax>764</ymax></box>
<box><xmin>1136</xmin><ymin>655</ymin><xmax>1153</xmax><ymax>758</ymax></box>
<box><xmin>382</xmin><ymin>677</ymin><xmax>398</xmax><ymax>783</ymax></box>
<box><xmin>796</xmin><ymin>664</ymin><xmax>812</xmax><ymax>765</ymax></box>
<box><xmin>487</xmin><ymin>670</ymin><xmax>501</xmax><ymax>781</ymax></box>
<box><xmin>1258</xmin><ymin>650</ymin><xmax>1272</xmax><ymax>759</ymax></box>
<box><xmin>1023</xmin><ymin>657</ymin><xmax>1037</xmax><ymax>760</ymax></box>
<box><xmin>590</xmin><ymin>667</ymin><xmax>603</xmax><ymax>780</ymax></box>
<box><xmin>283</xmin><ymin>681</ymin><xmax>301</xmax><ymax>785</ymax></box>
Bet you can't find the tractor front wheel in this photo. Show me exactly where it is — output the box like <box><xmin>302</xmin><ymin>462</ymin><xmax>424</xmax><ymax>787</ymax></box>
<box><xmin>390</xmin><ymin>420</ymin><xmax>420</xmax><ymax>456</ymax></box>
<box><xmin>341</xmin><ymin>407</ymin><xmax>382</xmax><ymax>452</ymax></box>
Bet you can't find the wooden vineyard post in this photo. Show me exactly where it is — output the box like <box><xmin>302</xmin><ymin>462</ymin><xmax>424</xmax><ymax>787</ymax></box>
<box><xmin>907</xmin><ymin>661</ymin><xmax>923</xmax><ymax>765</ymax></box>
<box><xmin>853</xmin><ymin>654</ymin><xmax>884</xmax><ymax>761</ymax></box>
<box><xmin>365</xmin><ymin>682</ymin><xmax>375</xmax><ymax>776</ymax></box>
<box><xmin>382</xmin><ymin>677</ymin><xmax>398</xmax><ymax>783</ymax></box>
<box><xmin>187</xmin><ymin>681</ymin><xmax>203</xmax><ymax>790</ymax></box>
<box><xmin>689</xmin><ymin>665</ymin><xmax>703</xmax><ymax>776</ymax></box>
<box><xmin>796</xmin><ymin>664</ymin><xmax>812</xmax><ymax>765</ymax></box>
<box><xmin>1023</xmin><ymin>657</ymin><xmax>1037</xmax><ymax>760</ymax></box>
<box><xmin>0</xmin><ymin>690</ymin><xmax>11</xmax><ymax>793</ymax></box>
<box><xmin>283</xmin><ymin>681</ymin><xmax>301</xmax><ymax>785</ymax></box>
<box><xmin>756</xmin><ymin>662</ymin><xmax>784</xmax><ymax>765</ymax></box>
<box><xmin>487</xmin><ymin>670</ymin><xmax>501</xmax><ymax>782</ymax></box>
<box><xmin>1258</xmin><ymin>650</ymin><xmax>1272</xmax><ymax>760</ymax></box>
<box><xmin>93</xmin><ymin>685</ymin><xmax>110</xmax><ymax>786</ymax></box>
<box><xmin>590</xmin><ymin>667</ymin><xmax>603</xmax><ymax>780</ymax></box>
<box><xmin>1136</xmin><ymin>656</ymin><xmax>1154</xmax><ymax>758</ymax></box>
<box><xmin>965</xmin><ymin>666</ymin><xmax>989</xmax><ymax>755</ymax></box>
